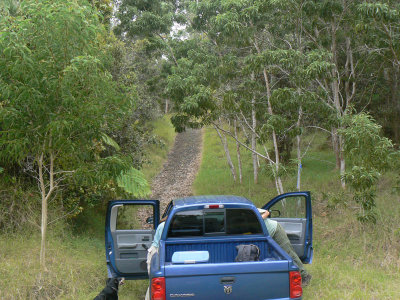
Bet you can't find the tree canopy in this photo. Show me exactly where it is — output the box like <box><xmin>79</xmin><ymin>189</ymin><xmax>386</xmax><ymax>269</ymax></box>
<box><xmin>0</xmin><ymin>0</ymin><xmax>151</xmax><ymax>268</ymax></box>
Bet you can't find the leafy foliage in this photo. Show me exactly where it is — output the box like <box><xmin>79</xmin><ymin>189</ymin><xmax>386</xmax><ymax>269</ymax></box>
<box><xmin>0</xmin><ymin>0</ymin><xmax>153</xmax><ymax>229</ymax></box>
<box><xmin>355</xmin><ymin>1</ymin><xmax>400</xmax><ymax>145</ymax></box>
<box><xmin>340</xmin><ymin>113</ymin><xmax>396</xmax><ymax>222</ymax></box>
<box><xmin>0</xmin><ymin>0</ymin><xmax>20</xmax><ymax>16</ymax></box>
<box><xmin>117</xmin><ymin>168</ymin><xmax>151</xmax><ymax>198</ymax></box>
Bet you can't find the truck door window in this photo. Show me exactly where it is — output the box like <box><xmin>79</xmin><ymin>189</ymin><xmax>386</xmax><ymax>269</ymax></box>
<box><xmin>270</xmin><ymin>196</ymin><xmax>306</xmax><ymax>218</ymax></box>
<box><xmin>116</xmin><ymin>204</ymin><xmax>152</xmax><ymax>230</ymax></box>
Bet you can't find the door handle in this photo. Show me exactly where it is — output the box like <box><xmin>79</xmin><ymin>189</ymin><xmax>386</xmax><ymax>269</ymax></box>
<box><xmin>220</xmin><ymin>277</ymin><xmax>235</xmax><ymax>284</ymax></box>
<box><xmin>118</xmin><ymin>243</ymin><xmax>137</xmax><ymax>249</ymax></box>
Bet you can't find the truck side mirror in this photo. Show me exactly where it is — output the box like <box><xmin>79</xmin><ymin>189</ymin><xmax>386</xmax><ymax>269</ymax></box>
<box><xmin>146</xmin><ymin>217</ymin><xmax>154</xmax><ymax>224</ymax></box>
<box><xmin>269</xmin><ymin>209</ymin><xmax>281</xmax><ymax>218</ymax></box>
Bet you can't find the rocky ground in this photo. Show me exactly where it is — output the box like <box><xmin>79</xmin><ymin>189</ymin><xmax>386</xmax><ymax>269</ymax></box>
<box><xmin>151</xmin><ymin>128</ymin><xmax>203</xmax><ymax>211</ymax></box>
<box><xmin>139</xmin><ymin>128</ymin><xmax>203</xmax><ymax>226</ymax></box>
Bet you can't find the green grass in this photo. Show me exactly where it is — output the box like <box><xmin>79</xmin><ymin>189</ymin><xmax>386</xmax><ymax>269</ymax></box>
<box><xmin>0</xmin><ymin>232</ymin><xmax>105</xmax><ymax>299</ymax></box>
<box><xmin>194</xmin><ymin>127</ymin><xmax>400</xmax><ymax>299</ymax></box>
<box><xmin>142</xmin><ymin>115</ymin><xmax>177</xmax><ymax>181</ymax></box>
<box><xmin>0</xmin><ymin>231</ymin><xmax>149</xmax><ymax>299</ymax></box>
<box><xmin>0</xmin><ymin>115</ymin><xmax>176</xmax><ymax>300</ymax></box>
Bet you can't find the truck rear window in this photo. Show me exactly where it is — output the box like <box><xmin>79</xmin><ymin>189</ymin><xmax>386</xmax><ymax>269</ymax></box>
<box><xmin>167</xmin><ymin>209</ymin><xmax>262</xmax><ymax>238</ymax></box>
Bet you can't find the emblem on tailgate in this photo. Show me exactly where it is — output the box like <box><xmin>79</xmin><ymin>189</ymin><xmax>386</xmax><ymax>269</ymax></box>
<box><xmin>224</xmin><ymin>285</ymin><xmax>232</xmax><ymax>295</ymax></box>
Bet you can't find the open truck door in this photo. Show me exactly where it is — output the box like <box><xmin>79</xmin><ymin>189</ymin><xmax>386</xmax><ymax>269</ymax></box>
<box><xmin>105</xmin><ymin>200</ymin><xmax>160</xmax><ymax>279</ymax></box>
<box><xmin>263</xmin><ymin>191</ymin><xmax>313</xmax><ymax>264</ymax></box>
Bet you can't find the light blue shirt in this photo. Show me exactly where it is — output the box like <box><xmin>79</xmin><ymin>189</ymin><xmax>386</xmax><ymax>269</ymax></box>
<box><xmin>264</xmin><ymin>218</ymin><xmax>278</xmax><ymax>237</ymax></box>
<box><xmin>151</xmin><ymin>222</ymin><xmax>165</xmax><ymax>248</ymax></box>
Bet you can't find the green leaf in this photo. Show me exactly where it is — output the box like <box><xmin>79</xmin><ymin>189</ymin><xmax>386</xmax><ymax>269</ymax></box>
<box><xmin>117</xmin><ymin>168</ymin><xmax>151</xmax><ymax>198</ymax></box>
<box><xmin>101</xmin><ymin>133</ymin><xmax>121</xmax><ymax>151</ymax></box>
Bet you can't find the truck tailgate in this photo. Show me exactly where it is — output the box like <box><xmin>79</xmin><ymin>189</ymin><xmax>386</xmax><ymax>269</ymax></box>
<box><xmin>164</xmin><ymin>260</ymin><xmax>291</xmax><ymax>300</ymax></box>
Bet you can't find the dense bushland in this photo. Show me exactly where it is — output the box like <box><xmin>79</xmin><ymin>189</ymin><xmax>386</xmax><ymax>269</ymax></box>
<box><xmin>0</xmin><ymin>0</ymin><xmax>163</xmax><ymax>270</ymax></box>
<box><xmin>0</xmin><ymin>116</ymin><xmax>176</xmax><ymax>299</ymax></box>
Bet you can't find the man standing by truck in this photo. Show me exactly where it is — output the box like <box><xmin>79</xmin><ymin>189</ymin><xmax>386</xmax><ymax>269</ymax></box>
<box><xmin>258</xmin><ymin>208</ymin><xmax>312</xmax><ymax>286</ymax></box>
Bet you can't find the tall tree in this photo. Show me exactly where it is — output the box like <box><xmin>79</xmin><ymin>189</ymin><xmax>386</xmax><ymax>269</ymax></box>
<box><xmin>357</xmin><ymin>1</ymin><xmax>400</xmax><ymax>146</ymax></box>
<box><xmin>302</xmin><ymin>0</ymin><xmax>360</xmax><ymax>188</ymax></box>
<box><xmin>169</xmin><ymin>0</ymin><xmax>334</xmax><ymax>192</ymax></box>
<box><xmin>0</xmin><ymin>0</ymin><xmax>148</xmax><ymax>270</ymax></box>
<box><xmin>114</xmin><ymin>0</ymin><xmax>186</xmax><ymax>113</ymax></box>
<box><xmin>340</xmin><ymin>113</ymin><xmax>395</xmax><ymax>222</ymax></box>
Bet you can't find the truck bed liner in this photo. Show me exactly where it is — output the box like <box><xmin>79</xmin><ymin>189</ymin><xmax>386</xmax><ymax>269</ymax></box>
<box><xmin>165</xmin><ymin>236</ymin><xmax>283</xmax><ymax>263</ymax></box>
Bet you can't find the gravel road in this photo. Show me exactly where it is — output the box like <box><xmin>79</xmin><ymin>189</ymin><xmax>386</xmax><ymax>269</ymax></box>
<box><xmin>150</xmin><ymin>128</ymin><xmax>203</xmax><ymax>216</ymax></box>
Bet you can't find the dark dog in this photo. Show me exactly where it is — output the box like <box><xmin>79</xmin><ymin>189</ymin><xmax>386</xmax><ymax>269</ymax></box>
<box><xmin>94</xmin><ymin>278</ymin><xmax>124</xmax><ymax>300</ymax></box>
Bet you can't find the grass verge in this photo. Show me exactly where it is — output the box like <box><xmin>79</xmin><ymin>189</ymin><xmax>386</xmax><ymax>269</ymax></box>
<box><xmin>142</xmin><ymin>115</ymin><xmax>177</xmax><ymax>181</ymax></box>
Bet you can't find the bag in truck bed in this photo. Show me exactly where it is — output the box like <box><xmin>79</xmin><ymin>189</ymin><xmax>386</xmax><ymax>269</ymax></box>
<box><xmin>234</xmin><ymin>244</ymin><xmax>260</xmax><ymax>262</ymax></box>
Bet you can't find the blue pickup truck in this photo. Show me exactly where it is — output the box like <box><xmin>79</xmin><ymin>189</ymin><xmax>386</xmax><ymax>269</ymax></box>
<box><xmin>105</xmin><ymin>192</ymin><xmax>313</xmax><ymax>300</ymax></box>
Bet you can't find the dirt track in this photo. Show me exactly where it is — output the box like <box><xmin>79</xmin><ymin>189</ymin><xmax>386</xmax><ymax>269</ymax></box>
<box><xmin>150</xmin><ymin>128</ymin><xmax>203</xmax><ymax>215</ymax></box>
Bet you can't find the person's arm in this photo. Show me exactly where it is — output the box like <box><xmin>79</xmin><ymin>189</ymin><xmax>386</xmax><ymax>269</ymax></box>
<box><xmin>151</xmin><ymin>222</ymin><xmax>165</xmax><ymax>248</ymax></box>
<box><xmin>261</xmin><ymin>210</ymin><xmax>270</xmax><ymax>219</ymax></box>
<box><xmin>147</xmin><ymin>222</ymin><xmax>165</xmax><ymax>274</ymax></box>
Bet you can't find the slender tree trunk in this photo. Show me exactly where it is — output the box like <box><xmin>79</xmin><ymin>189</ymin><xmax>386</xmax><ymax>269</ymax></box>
<box><xmin>214</xmin><ymin>125</ymin><xmax>236</xmax><ymax>181</ymax></box>
<box><xmin>261</xmin><ymin>67</ymin><xmax>282</xmax><ymax>192</ymax></box>
<box><xmin>234</xmin><ymin>119</ymin><xmax>243</xmax><ymax>184</ymax></box>
<box><xmin>38</xmin><ymin>153</ymin><xmax>47</xmax><ymax>271</ymax></box>
<box><xmin>251</xmin><ymin>73</ymin><xmax>258</xmax><ymax>184</ymax></box>
<box><xmin>296</xmin><ymin>107</ymin><xmax>303</xmax><ymax>191</ymax></box>
<box><xmin>344</xmin><ymin>36</ymin><xmax>355</xmax><ymax>104</ymax></box>
<box><xmin>241</xmin><ymin>123</ymin><xmax>250</xmax><ymax>142</ymax></box>
<box><xmin>253</xmin><ymin>39</ymin><xmax>283</xmax><ymax>192</ymax></box>
<box><xmin>38</xmin><ymin>151</ymin><xmax>54</xmax><ymax>271</ymax></box>
<box><xmin>331</xmin><ymin>21</ymin><xmax>346</xmax><ymax>188</ymax></box>
<box><xmin>263</xmin><ymin>145</ymin><xmax>281</xmax><ymax>195</ymax></box>
<box><xmin>165</xmin><ymin>99</ymin><xmax>169</xmax><ymax>114</ymax></box>
<box><xmin>339</xmin><ymin>135</ymin><xmax>346</xmax><ymax>187</ymax></box>
<box><xmin>332</xmin><ymin>128</ymin><xmax>340</xmax><ymax>169</ymax></box>
<box><xmin>262</xmin><ymin>68</ymin><xmax>281</xmax><ymax>177</ymax></box>
<box><xmin>263</xmin><ymin>69</ymin><xmax>284</xmax><ymax>194</ymax></box>
<box><xmin>277</xmin><ymin>173</ymin><xmax>284</xmax><ymax>194</ymax></box>
<box><xmin>391</xmin><ymin>65</ymin><xmax>400</xmax><ymax>144</ymax></box>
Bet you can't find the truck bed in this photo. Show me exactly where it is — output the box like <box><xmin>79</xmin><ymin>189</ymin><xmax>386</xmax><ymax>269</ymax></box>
<box><xmin>165</xmin><ymin>235</ymin><xmax>283</xmax><ymax>263</ymax></box>
<box><xmin>160</xmin><ymin>236</ymin><xmax>295</xmax><ymax>300</ymax></box>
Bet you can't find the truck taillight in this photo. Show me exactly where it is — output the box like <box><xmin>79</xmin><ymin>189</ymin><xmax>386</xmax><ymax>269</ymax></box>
<box><xmin>289</xmin><ymin>271</ymin><xmax>302</xmax><ymax>299</ymax></box>
<box><xmin>151</xmin><ymin>277</ymin><xmax>166</xmax><ymax>300</ymax></box>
